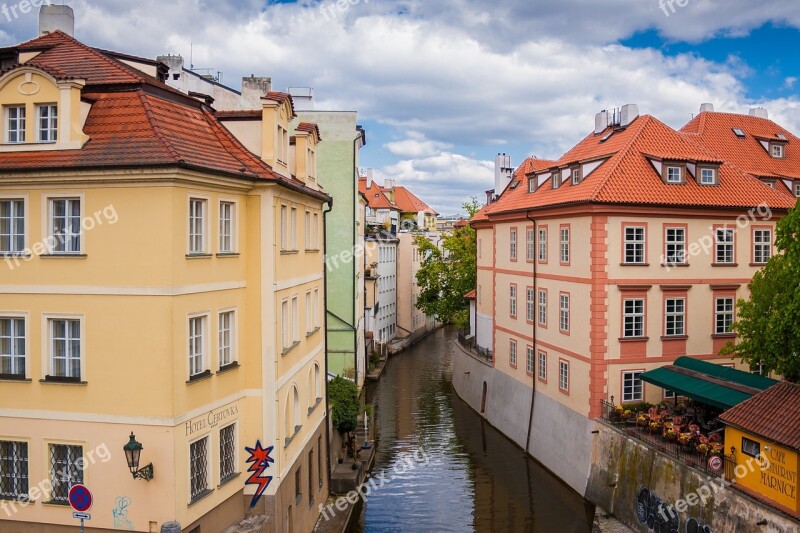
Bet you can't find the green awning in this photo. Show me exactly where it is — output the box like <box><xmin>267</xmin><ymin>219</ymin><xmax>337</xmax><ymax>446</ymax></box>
<box><xmin>640</xmin><ymin>357</ymin><xmax>778</xmax><ymax>410</ymax></box>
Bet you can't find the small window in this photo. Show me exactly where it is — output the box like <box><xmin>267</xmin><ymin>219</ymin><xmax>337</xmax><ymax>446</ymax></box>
<box><xmin>771</xmin><ymin>144</ymin><xmax>785</xmax><ymax>158</ymax></box>
<box><xmin>666</xmin><ymin>166</ymin><xmax>682</xmax><ymax>183</ymax></box>
<box><xmin>741</xmin><ymin>437</ymin><xmax>761</xmax><ymax>458</ymax></box>
<box><xmin>526</xmin><ymin>288</ymin><xmax>535</xmax><ymax>322</ymax></box>
<box><xmin>219</xmin><ymin>311</ymin><xmax>235</xmax><ymax>367</ymax></box>
<box><xmin>49</xmin><ymin>318</ymin><xmax>81</xmax><ymax>380</ymax></box>
<box><xmin>189</xmin><ymin>316</ymin><xmax>206</xmax><ymax>377</ymax></box>
<box><xmin>509</xmin><ymin>285</ymin><xmax>517</xmax><ymax>318</ymax></box>
<box><xmin>509</xmin><ymin>229</ymin><xmax>517</xmax><ymax>260</ymax></box>
<box><xmin>50</xmin><ymin>198</ymin><xmax>81</xmax><ymax>254</ymax></box>
<box><xmin>0</xmin><ymin>440</ymin><xmax>28</xmax><ymax>500</ymax></box>
<box><xmin>538</xmin><ymin>228</ymin><xmax>547</xmax><ymax>262</ymax></box>
<box><xmin>794</xmin><ymin>183</ymin><xmax>800</xmax><ymax>198</ymax></box>
<box><xmin>776</xmin><ymin>133</ymin><xmax>787</xmax><ymax>140</ymax></box>
<box><xmin>665</xmin><ymin>227</ymin><xmax>686</xmax><ymax>265</ymax></box>
<box><xmin>190</xmin><ymin>437</ymin><xmax>210</xmax><ymax>501</ymax></box>
<box><xmin>560</xmin><ymin>226</ymin><xmax>570</xmax><ymax>264</ymax></box>
<box><xmin>750</xmin><ymin>363</ymin><xmax>764</xmax><ymax>376</ymax></box>
<box><xmin>189</xmin><ymin>198</ymin><xmax>207</xmax><ymax>254</ymax></box>
<box><xmin>295</xmin><ymin>466</ymin><xmax>302</xmax><ymax>503</ymax></box>
<box><xmin>600</xmin><ymin>131</ymin><xmax>613</xmax><ymax>143</ymax></box>
<box><xmin>622</xmin><ymin>371</ymin><xmax>643</xmax><ymax>402</ymax></box>
<box><xmin>219</xmin><ymin>201</ymin><xmax>235</xmax><ymax>253</ymax></box>
<box><xmin>571</xmin><ymin>168</ymin><xmax>581</xmax><ymax>185</ymax></box>
<box><xmin>49</xmin><ymin>444</ymin><xmax>83</xmax><ymax>503</ymax></box>
<box><xmin>715</xmin><ymin>297</ymin><xmax>735</xmax><ymax>334</ymax></box>
<box><xmin>6</xmin><ymin>105</ymin><xmax>25</xmax><ymax>143</ymax></box>
<box><xmin>0</xmin><ymin>317</ymin><xmax>26</xmax><ymax>378</ymax></box>
<box><xmin>36</xmin><ymin>104</ymin><xmax>57</xmax><ymax>143</ymax></box>
<box><xmin>753</xmin><ymin>229</ymin><xmax>772</xmax><ymax>264</ymax></box>
<box><xmin>623</xmin><ymin>298</ymin><xmax>645</xmax><ymax>338</ymax></box>
<box><xmin>509</xmin><ymin>340</ymin><xmax>517</xmax><ymax>367</ymax></box>
<box><xmin>665</xmin><ymin>298</ymin><xmax>685</xmax><ymax>337</ymax></box>
<box><xmin>559</xmin><ymin>293</ymin><xmax>569</xmax><ymax>333</ymax></box>
<box><xmin>732</xmin><ymin>128</ymin><xmax>745</xmax><ymax>138</ymax></box>
<box><xmin>551</xmin><ymin>174</ymin><xmax>560</xmax><ymax>189</ymax></box>
<box><xmin>624</xmin><ymin>226</ymin><xmax>646</xmax><ymax>264</ymax></box>
<box><xmin>0</xmin><ymin>199</ymin><xmax>24</xmax><ymax>253</ymax></box>
<box><xmin>537</xmin><ymin>290</ymin><xmax>547</xmax><ymax>326</ymax></box>
<box><xmin>538</xmin><ymin>351</ymin><xmax>547</xmax><ymax>381</ymax></box>
<box><xmin>715</xmin><ymin>228</ymin><xmax>735</xmax><ymax>264</ymax></box>
<box><xmin>219</xmin><ymin>424</ymin><xmax>237</xmax><ymax>484</ymax></box>
<box><xmin>700</xmin><ymin>168</ymin><xmax>716</xmax><ymax>185</ymax></box>
<box><xmin>526</xmin><ymin>228</ymin><xmax>535</xmax><ymax>262</ymax></box>
<box><xmin>559</xmin><ymin>360</ymin><xmax>569</xmax><ymax>392</ymax></box>
<box><xmin>528</xmin><ymin>178</ymin><xmax>536</xmax><ymax>193</ymax></box>
<box><xmin>526</xmin><ymin>347</ymin><xmax>535</xmax><ymax>375</ymax></box>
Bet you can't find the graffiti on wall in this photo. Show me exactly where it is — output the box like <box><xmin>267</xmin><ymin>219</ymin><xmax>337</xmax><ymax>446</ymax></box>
<box><xmin>636</xmin><ymin>488</ymin><xmax>714</xmax><ymax>533</ymax></box>
<box><xmin>245</xmin><ymin>440</ymin><xmax>275</xmax><ymax>508</ymax></box>
<box><xmin>112</xmin><ymin>496</ymin><xmax>134</xmax><ymax>530</ymax></box>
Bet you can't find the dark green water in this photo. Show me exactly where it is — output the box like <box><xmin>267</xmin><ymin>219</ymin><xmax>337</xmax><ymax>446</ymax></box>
<box><xmin>356</xmin><ymin>328</ymin><xmax>596</xmax><ymax>532</ymax></box>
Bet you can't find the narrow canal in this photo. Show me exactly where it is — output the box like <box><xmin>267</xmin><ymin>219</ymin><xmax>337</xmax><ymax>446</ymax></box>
<box><xmin>355</xmin><ymin>327</ymin><xmax>596</xmax><ymax>532</ymax></box>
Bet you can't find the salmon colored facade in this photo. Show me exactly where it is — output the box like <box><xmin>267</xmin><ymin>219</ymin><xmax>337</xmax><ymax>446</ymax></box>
<box><xmin>0</xmin><ymin>32</ymin><xmax>329</xmax><ymax>532</ymax></box>
<box><xmin>472</xmin><ymin>105</ymin><xmax>796</xmax><ymax>428</ymax></box>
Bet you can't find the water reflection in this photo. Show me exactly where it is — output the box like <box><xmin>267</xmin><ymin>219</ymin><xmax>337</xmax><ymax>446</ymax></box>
<box><xmin>356</xmin><ymin>328</ymin><xmax>595</xmax><ymax>532</ymax></box>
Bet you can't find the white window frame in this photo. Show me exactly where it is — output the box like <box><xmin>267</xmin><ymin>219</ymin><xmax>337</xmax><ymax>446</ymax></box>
<box><xmin>218</xmin><ymin>309</ymin><xmax>236</xmax><ymax>368</ymax></box>
<box><xmin>509</xmin><ymin>228</ymin><xmax>517</xmax><ymax>260</ymax></box>
<box><xmin>665</xmin><ymin>227</ymin><xmax>686</xmax><ymax>265</ymax></box>
<box><xmin>559</xmin><ymin>360</ymin><xmax>569</xmax><ymax>392</ymax></box>
<box><xmin>277</xmin><ymin>124</ymin><xmax>288</xmax><ymax>164</ymax></box>
<box><xmin>753</xmin><ymin>229</ymin><xmax>772</xmax><ymax>264</ymax></box>
<box><xmin>188</xmin><ymin>314</ymin><xmax>208</xmax><ymax>378</ymax></box>
<box><xmin>280</xmin><ymin>205</ymin><xmax>288</xmax><ymax>251</ymax></box>
<box><xmin>700</xmin><ymin>168</ymin><xmax>716</xmax><ymax>185</ymax></box>
<box><xmin>313</xmin><ymin>288</ymin><xmax>320</xmax><ymax>329</ymax></box>
<box><xmin>560</xmin><ymin>226</ymin><xmax>570</xmax><ymax>263</ymax></box>
<box><xmin>44</xmin><ymin>315</ymin><xmax>84</xmax><ymax>381</ymax></box>
<box><xmin>219</xmin><ymin>200</ymin><xmax>236</xmax><ymax>254</ymax></box>
<box><xmin>48</xmin><ymin>196</ymin><xmax>82</xmax><ymax>255</ymax></box>
<box><xmin>305</xmin><ymin>211</ymin><xmax>311</xmax><ymax>250</ymax></box>
<box><xmin>538</xmin><ymin>290</ymin><xmax>547</xmax><ymax>326</ymax></box>
<box><xmin>0</xmin><ymin>313</ymin><xmax>28</xmax><ymax>378</ymax></box>
<box><xmin>794</xmin><ymin>183</ymin><xmax>800</xmax><ymax>198</ymax></box>
<box><xmin>559</xmin><ymin>294</ymin><xmax>569</xmax><ymax>333</ymax></box>
<box><xmin>623</xmin><ymin>298</ymin><xmax>645</xmax><ymax>338</ymax></box>
<box><xmin>771</xmin><ymin>144</ymin><xmax>784</xmax><ymax>158</ymax></box>
<box><xmin>291</xmin><ymin>296</ymin><xmax>299</xmax><ymax>343</ymax></box>
<box><xmin>5</xmin><ymin>105</ymin><xmax>25</xmax><ymax>144</ymax></box>
<box><xmin>538</xmin><ymin>228</ymin><xmax>547</xmax><ymax>262</ymax></box>
<box><xmin>664</xmin><ymin>298</ymin><xmax>685</xmax><ymax>337</ymax></box>
<box><xmin>509</xmin><ymin>340</ymin><xmax>517</xmax><ymax>367</ymax></box>
<box><xmin>666</xmin><ymin>166</ymin><xmax>682</xmax><ymax>183</ymax></box>
<box><xmin>509</xmin><ymin>285</ymin><xmax>517</xmax><ymax>318</ymax></box>
<box><xmin>290</xmin><ymin>207</ymin><xmax>298</xmax><ymax>250</ymax></box>
<box><xmin>36</xmin><ymin>104</ymin><xmax>57</xmax><ymax>143</ymax></box>
<box><xmin>624</xmin><ymin>226</ymin><xmax>646</xmax><ymax>264</ymax></box>
<box><xmin>305</xmin><ymin>291</ymin><xmax>313</xmax><ymax>335</ymax></box>
<box><xmin>0</xmin><ymin>197</ymin><xmax>25</xmax><ymax>253</ymax></box>
<box><xmin>526</xmin><ymin>288</ymin><xmax>535</xmax><ymax>322</ymax></box>
<box><xmin>188</xmin><ymin>197</ymin><xmax>208</xmax><ymax>255</ymax></box>
<box><xmin>622</xmin><ymin>370</ymin><xmax>644</xmax><ymax>402</ymax></box>
<box><xmin>526</xmin><ymin>346</ymin><xmax>534</xmax><ymax>374</ymax></box>
<box><xmin>715</xmin><ymin>297</ymin><xmax>735</xmax><ymax>335</ymax></box>
<box><xmin>538</xmin><ymin>351</ymin><xmax>547</xmax><ymax>380</ymax></box>
<box><xmin>715</xmin><ymin>228</ymin><xmax>735</xmax><ymax>264</ymax></box>
<box><xmin>526</xmin><ymin>228</ymin><xmax>535</xmax><ymax>262</ymax></box>
<box><xmin>281</xmin><ymin>299</ymin><xmax>291</xmax><ymax>351</ymax></box>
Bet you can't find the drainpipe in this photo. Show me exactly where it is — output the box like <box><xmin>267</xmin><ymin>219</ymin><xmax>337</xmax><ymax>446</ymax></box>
<box><xmin>322</xmin><ymin>199</ymin><xmax>334</xmax><ymax>490</ymax></box>
<box><xmin>353</xmin><ymin>127</ymin><xmax>365</xmax><ymax>388</ymax></box>
<box><xmin>524</xmin><ymin>212</ymin><xmax>537</xmax><ymax>455</ymax></box>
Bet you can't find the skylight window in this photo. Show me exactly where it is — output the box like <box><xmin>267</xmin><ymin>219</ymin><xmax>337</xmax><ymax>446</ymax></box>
<box><xmin>600</xmin><ymin>132</ymin><xmax>613</xmax><ymax>143</ymax></box>
<box><xmin>732</xmin><ymin>128</ymin><xmax>745</xmax><ymax>138</ymax></box>
<box><xmin>776</xmin><ymin>133</ymin><xmax>787</xmax><ymax>140</ymax></box>
<box><xmin>509</xmin><ymin>180</ymin><xmax>520</xmax><ymax>190</ymax></box>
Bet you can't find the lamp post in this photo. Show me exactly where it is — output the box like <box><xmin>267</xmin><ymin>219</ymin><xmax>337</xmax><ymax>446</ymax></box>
<box><xmin>123</xmin><ymin>432</ymin><xmax>154</xmax><ymax>481</ymax></box>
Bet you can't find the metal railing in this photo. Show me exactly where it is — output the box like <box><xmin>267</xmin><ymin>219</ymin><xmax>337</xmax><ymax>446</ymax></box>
<box><xmin>456</xmin><ymin>329</ymin><xmax>493</xmax><ymax>365</ymax></box>
<box><xmin>599</xmin><ymin>400</ymin><xmax>736</xmax><ymax>480</ymax></box>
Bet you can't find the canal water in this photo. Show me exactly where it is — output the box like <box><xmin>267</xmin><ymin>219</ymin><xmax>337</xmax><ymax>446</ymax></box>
<box><xmin>355</xmin><ymin>327</ymin><xmax>596</xmax><ymax>532</ymax></box>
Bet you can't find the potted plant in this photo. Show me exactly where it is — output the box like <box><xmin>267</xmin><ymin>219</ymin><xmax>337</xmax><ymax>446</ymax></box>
<box><xmin>696</xmin><ymin>443</ymin><xmax>711</xmax><ymax>456</ymax></box>
<box><xmin>664</xmin><ymin>429</ymin><xmax>677</xmax><ymax>441</ymax></box>
<box><xmin>649</xmin><ymin>421</ymin><xmax>662</xmax><ymax>433</ymax></box>
<box><xmin>637</xmin><ymin>414</ymin><xmax>649</xmax><ymax>427</ymax></box>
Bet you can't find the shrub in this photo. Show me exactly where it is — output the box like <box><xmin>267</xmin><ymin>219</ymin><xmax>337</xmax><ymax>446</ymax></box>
<box><xmin>329</xmin><ymin>376</ymin><xmax>359</xmax><ymax>434</ymax></box>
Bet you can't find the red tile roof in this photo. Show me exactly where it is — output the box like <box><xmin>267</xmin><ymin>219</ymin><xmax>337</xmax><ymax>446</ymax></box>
<box><xmin>359</xmin><ymin>178</ymin><xmax>396</xmax><ymax>210</ymax></box>
<box><xmin>295</xmin><ymin>122</ymin><xmax>321</xmax><ymax>141</ymax></box>
<box><xmin>464</xmin><ymin>290</ymin><xmax>477</xmax><ymax>300</ymax></box>
<box><xmin>471</xmin><ymin>157</ymin><xmax>555</xmax><ymax>222</ymax></box>
<box><xmin>0</xmin><ymin>33</ymin><xmax>329</xmax><ymax>203</ymax></box>
<box><xmin>386</xmin><ymin>185</ymin><xmax>438</xmax><ymax>215</ymax></box>
<box><xmin>682</xmin><ymin>111</ymin><xmax>800</xmax><ymax>182</ymax></box>
<box><xmin>474</xmin><ymin>116</ymin><xmax>795</xmax><ymax>222</ymax></box>
<box><xmin>719</xmin><ymin>381</ymin><xmax>800</xmax><ymax>452</ymax></box>
<box><xmin>263</xmin><ymin>91</ymin><xmax>296</xmax><ymax>118</ymax></box>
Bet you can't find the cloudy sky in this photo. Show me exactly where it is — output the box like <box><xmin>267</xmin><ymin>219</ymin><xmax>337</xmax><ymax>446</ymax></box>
<box><xmin>2</xmin><ymin>1</ymin><xmax>800</xmax><ymax>215</ymax></box>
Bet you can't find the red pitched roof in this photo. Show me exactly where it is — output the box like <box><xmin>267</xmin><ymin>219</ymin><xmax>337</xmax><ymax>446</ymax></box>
<box><xmin>475</xmin><ymin>116</ymin><xmax>794</xmax><ymax>220</ymax></box>
<box><xmin>719</xmin><ymin>382</ymin><xmax>800</xmax><ymax>451</ymax></box>
<box><xmin>471</xmin><ymin>157</ymin><xmax>555</xmax><ymax>222</ymax></box>
<box><xmin>0</xmin><ymin>33</ymin><xmax>329</xmax><ymax>203</ymax></box>
<box><xmin>263</xmin><ymin>91</ymin><xmax>296</xmax><ymax>118</ymax></box>
<box><xmin>359</xmin><ymin>178</ymin><xmax>396</xmax><ymax>210</ymax></box>
<box><xmin>386</xmin><ymin>185</ymin><xmax>438</xmax><ymax>215</ymax></box>
<box><xmin>682</xmin><ymin>111</ymin><xmax>800</xmax><ymax>183</ymax></box>
<box><xmin>464</xmin><ymin>290</ymin><xmax>477</xmax><ymax>300</ymax></box>
<box><xmin>295</xmin><ymin>122</ymin><xmax>321</xmax><ymax>141</ymax></box>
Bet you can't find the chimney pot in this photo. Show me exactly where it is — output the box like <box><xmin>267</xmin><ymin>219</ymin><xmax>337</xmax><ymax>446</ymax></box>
<box><xmin>39</xmin><ymin>4</ymin><xmax>75</xmax><ymax>37</ymax></box>
<box><xmin>620</xmin><ymin>104</ymin><xmax>640</xmax><ymax>128</ymax></box>
<box><xmin>699</xmin><ymin>103</ymin><xmax>715</xmax><ymax>113</ymax></box>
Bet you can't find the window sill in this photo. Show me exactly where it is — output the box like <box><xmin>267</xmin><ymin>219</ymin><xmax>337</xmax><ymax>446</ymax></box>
<box><xmin>0</xmin><ymin>495</ymin><xmax>31</xmax><ymax>504</ymax></box>
<box><xmin>0</xmin><ymin>374</ymin><xmax>31</xmax><ymax>382</ymax></box>
<box><xmin>218</xmin><ymin>472</ymin><xmax>241</xmax><ymax>488</ymax></box>
<box><xmin>711</xmin><ymin>333</ymin><xmax>736</xmax><ymax>339</ymax></box>
<box><xmin>217</xmin><ymin>362</ymin><xmax>240</xmax><ymax>375</ymax></box>
<box><xmin>619</xmin><ymin>337</ymin><xmax>649</xmax><ymax>343</ymax></box>
<box><xmin>308</xmin><ymin>397</ymin><xmax>323</xmax><ymax>416</ymax></box>
<box><xmin>749</xmin><ymin>262</ymin><xmax>768</xmax><ymax>267</ymax></box>
<box><xmin>306</xmin><ymin>327</ymin><xmax>321</xmax><ymax>338</ymax></box>
<box><xmin>188</xmin><ymin>489</ymin><xmax>214</xmax><ymax>507</ymax></box>
<box><xmin>280</xmin><ymin>250</ymin><xmax>299</xmax><ymax>255</ymax></box>
<box><xmin>661</xmin><ymin>335</ymin><xmax>688</xmax><ymax>341</ymax></box>
<box><xmin>39</xmin><ymin>254</ymin><xmax>87</xmax><ymax>259</ymax></box>
<box><xmin>305</xmin><ymin>249</ymin><xmax>321</xmax><ymax>253</ymax></box>
<box><xmin>216</xmin><ymin>252</ymin><xmax>240</xmax><ymax>258</ymax></box>
<box><xmin>711</xmin><ymin>263</ymin><xmax>738</xmax><ymax>267</ymax></box>
<box><xmin>40</xmin><ymin>376</ymin><xmax>86</xmax><ymax>385</ymax></box>
<box><xmin>660</xmin><ymin>263</ymin><xmax>689</xmax><ymax>268</ymax></box>
<box><xmin>620</xmin><ymin>263</ymin><xmax>649</xmax><ymax>267</ymax></box>
<box><xmin>187</xmin><ymin>369</ymin><xmax>212</xmax><ymax>384</ymax></box>
<box><xmin>284</xmin><ymin>425</ymin><xmax>302</xmax><ymax>448</ymax></box>
<box><xmin>185</xmin><ymin>253</ymin><xmax>212</xmax><ymax>259</ymax></box>
<box><xmin>282</xmin><ymin>341</ymin><xmax>301</xmax><ymax>356</ymax></box>
<box><xmin>43</xmin><ymin>500</ymin><xmax>71</xmax><ymax>507</ymax></box>
<box><xmin>1</xmin><ymin>252</ymin><xmax>31</xmax><ymax>258</ymax></box>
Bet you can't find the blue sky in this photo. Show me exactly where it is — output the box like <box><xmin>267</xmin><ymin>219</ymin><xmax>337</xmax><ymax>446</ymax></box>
<box><xmin>1</xmin><ymin>1</ymin><xmax>799</xmax><ymax>215</ymax></box>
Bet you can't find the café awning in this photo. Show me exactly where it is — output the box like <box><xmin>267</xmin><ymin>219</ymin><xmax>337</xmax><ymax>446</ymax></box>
<box><xmin>640</xmin><ymin>357</ymin><xmax>778</xmax><ymax>410</ymax></box>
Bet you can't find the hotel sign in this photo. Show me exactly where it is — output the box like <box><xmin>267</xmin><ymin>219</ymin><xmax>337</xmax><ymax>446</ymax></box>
<box><xmin>185</xmin><ymin>404</ymin><xmax>240</xmax><ymax>436</ymax></box>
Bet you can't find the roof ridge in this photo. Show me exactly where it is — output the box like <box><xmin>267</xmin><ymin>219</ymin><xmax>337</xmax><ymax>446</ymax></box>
<box><xmin>136</xmin><ymin>91</ymin><xmax>182</xmax><ymax>162</ymax></box>
<box><xmin>588</xmin><ymin>115</ymin><xmax>652</xmax><ymax>201</ymax></box>
<box><xmin>38</xmin><ymin>31</ymin><xmax>144</xmax><ymax>84</ymax></box>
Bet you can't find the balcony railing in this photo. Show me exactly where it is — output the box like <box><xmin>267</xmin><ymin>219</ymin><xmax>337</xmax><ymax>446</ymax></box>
<box><xmin>456</xmin><ymin>328</ymin><xmax>493</xmax><ymax>365</ymax></box>
<box><xmin>599</xmin><ymin>400</ymin><xmax>736</xmax><ymax>481</ymax></box>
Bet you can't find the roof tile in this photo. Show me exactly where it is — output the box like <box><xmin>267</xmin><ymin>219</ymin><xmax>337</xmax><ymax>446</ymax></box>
<box><xmin>719</xmin><ymin>381</ymin><xmax>800</xmax><ymax>451</ymax></box>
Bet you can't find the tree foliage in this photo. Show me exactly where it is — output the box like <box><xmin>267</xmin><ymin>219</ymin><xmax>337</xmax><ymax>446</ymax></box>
<box><xmin>328</xmin><ymin>376</ymin><xmax>359</xmax><ymax>433</ymax></box>
<box><xmin>721</xmin><ymin>201</ymin><xmax>800</xmax><ymax>382</ymax></box>
<box><xmin>414</xmin><ymin>198</ymin><xmax>480</xmax><ymax>329</ymax></box>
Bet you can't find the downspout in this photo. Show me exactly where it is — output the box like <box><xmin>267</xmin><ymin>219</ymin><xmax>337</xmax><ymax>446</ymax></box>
<box><xmin>524</xmin><ymin>212</ymin><xmax>537</xmax><ymax>455</ymax></box>
<box><xmin>322</xmin><ymin>199</ymin><xmax>334</xmax><ymax>489</ymax></box>
<box><xmin>352</xmin><ymin>128</ymin><xmax>365</xmax><ymax>387</ymax></box>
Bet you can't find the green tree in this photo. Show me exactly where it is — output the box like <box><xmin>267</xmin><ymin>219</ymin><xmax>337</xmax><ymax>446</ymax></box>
<box><xmin>414</xmin><ymin>198</ymin><xmax>480</xmax><ymax>329</ymax></box>
<box><xmin>328</xmin><ymin>376</ymin><xmax>359</xmax><ymax>433</ymax></box>
<box><xmin>721</xmin><ymin>202</ymin><xmax>800</xmax><ymax>382</ymax></box>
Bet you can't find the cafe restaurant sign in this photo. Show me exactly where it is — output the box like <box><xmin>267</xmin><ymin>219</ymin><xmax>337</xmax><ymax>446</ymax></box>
<box><xmin>185</xmin><ymin>404</ymin><xmax>240</xmax><ymax>436</ymax></box>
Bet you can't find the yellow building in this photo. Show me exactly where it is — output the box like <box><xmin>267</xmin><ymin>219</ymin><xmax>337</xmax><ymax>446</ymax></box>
<box><xmin>0</xmin><ymin>31</ymin><xmax>328</xmax><ymax>532</ymax></box>
<box><xmin>720</xmin><ymin>382</ymin><xmax>800</xmax><ymax>515</ymax></box>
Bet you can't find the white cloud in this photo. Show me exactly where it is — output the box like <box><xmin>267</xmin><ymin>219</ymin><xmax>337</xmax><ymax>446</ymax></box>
<box><xmin>785</xmin><ymin>77</ymin><xmax>797</xmax><ymax>89</ymax></box>
<box><xmin>383</xmin><ymin>132</ymin><xmax>453</xmax><ymax>158</ymax></box>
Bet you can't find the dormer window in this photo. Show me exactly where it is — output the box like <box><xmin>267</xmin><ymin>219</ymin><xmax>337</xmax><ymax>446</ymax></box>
<box><xmin>794</xmin><ymin>182</ymin><xmax>800</xmax><ymax>197</ymax></box>
<box><xmin>37</xmin><ymin>104</ymin><xmax>57</xmax><ymax>143</ymax></box>
<box><xmin>571</xmin><ymin>168</ymin><xmax>581</xmax><ymax>185</ymax></box>
<box><xmin>551</xmin><ymin>173</ymin><xmax>560</xmax><ymax>189</ymax></box>
<box><xmin>699</xmin><ymin>167</ymin><xmax>717</xmax><ymax>185</ymax></box>
<box><xmin>6</xmin><ymin>105</ymin><xmax>25</xmax><ymax>143</ymax></box>
<box><xmin>771</xmin><ymin>144</ymin><xmax>785</xmax><ymax>159</ymax></box>
<box><xmin>666</xmin><ymin>166</ymin><xmax>682</xmax><ymax>183</ymax></box>
<box><xmin>765</xmin><ymin>180</ymin><xmax>776</xmax><ymax>189</ymax></box>
<box><xmin>528</xmin><ymin>177</ymin><xmax>536</xmax><ymax>193</ymax></box>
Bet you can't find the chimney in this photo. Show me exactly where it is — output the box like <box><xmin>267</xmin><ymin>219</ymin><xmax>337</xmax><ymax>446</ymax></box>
<box><xmin>384</xmin><ymin>178</ymin><xmax>395</xmax><ymax>190</ymax></box>
<box><xmin>241</xmin><ymin>76</ymin><xmax>273</xmax><ymax>110</ymax></box>
<box><xmin>620</xmin><ymin>104</ymin><xmax>639</xmax><ymax>128</ymax></box>
<box><xmin>366</xmin><ymin>169</ymin><xmax>374</xmax><ymax>189</ymax></box>
<box><xmin>39</xmin><ymin>4</ymin><xmax>75</xmax><ymax>37</ymax></box>
<box><xmin>594</xmin><ymin>110</ymin><xmax>609</xmax><ymax>134</ymax></box>
<box><xmin>288</xmin><ymin>87</ymin><xmax>314</xmax><ymax>112</ymax></box>
<box><xmin>749</xmin><ymin>107</ymin><xmax>768</xmax><ymax>119</ymax></box>
<box><xmin>494</xmin><ymin>153</ymin><xmax>513</xmax><ymax>196</ymax></box>
<box><xmin>699</xmin><ymin>103</ymin><xmax>715</xmax><ymax>114</ymax></box>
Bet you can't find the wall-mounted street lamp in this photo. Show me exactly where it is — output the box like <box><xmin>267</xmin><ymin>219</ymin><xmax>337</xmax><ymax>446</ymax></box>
<box><xmin>123</xmin><ymin>432</ymin><xmax>154</xmax><ymax>481</ymax></box>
